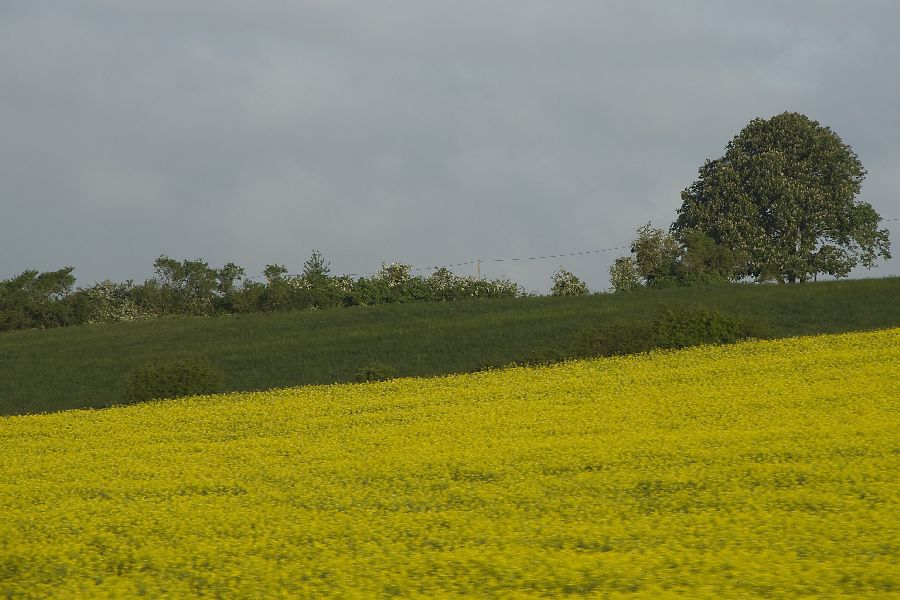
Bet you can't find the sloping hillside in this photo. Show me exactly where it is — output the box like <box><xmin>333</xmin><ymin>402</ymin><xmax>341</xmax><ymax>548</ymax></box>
<box><xmin>1</xmin><ymin>277</ymin><xmax>899</xmax><ymax>415</ymax></box>
<box><xmin>2</xmin><ymin>329</ymin><xmax>897</xmax><ymax>597</ymax></box>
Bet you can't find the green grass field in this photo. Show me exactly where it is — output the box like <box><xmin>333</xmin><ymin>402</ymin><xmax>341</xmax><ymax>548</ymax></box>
<box><xmin>2</xmin><ymin>277</ymin><xmax>899</xmax><ymax>416</ymax></box>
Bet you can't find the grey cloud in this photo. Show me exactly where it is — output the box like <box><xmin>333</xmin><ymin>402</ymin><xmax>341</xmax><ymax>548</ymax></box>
<box><xmin>1</xmin><ymin>1</ymin><xmax>898</xmax><ymax>292</ymax></box>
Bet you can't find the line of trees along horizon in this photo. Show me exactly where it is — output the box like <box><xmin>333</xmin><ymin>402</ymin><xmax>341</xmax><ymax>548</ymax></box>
<box><xmin>0</xmin><ymin>252</ymin><xmax>527</xmax><ymax>333</ymax></box>
<box><xmin>0</xmin><ymin>249</ymin><xmax>893</xmax><ymax>335</ymax></box>
<box><xmin>1</xmin><ymin>111</ymin><xmax>892</xmax><ymax>333</ymax></box>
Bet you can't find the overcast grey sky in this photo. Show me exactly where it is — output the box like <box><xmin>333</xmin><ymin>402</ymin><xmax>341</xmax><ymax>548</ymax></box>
<box><xmin>2</xmin><ymin>1</ymin><xmax>898</xmax><ymax>292</ymax></box>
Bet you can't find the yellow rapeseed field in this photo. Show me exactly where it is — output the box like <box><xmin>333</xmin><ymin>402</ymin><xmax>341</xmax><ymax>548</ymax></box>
<box><xmin>1</xmin><ymin>329</ymin><xmax>898</xmax><ymax>598</ymax></box>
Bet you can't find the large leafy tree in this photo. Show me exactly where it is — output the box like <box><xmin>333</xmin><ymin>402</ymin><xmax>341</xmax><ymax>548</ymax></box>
<box><xmin>673</xmin><ymin>112</ymin><xmax>891</xmax><ymax>282</ymax></box>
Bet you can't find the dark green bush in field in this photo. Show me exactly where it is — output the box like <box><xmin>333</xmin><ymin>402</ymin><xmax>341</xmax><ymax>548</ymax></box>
<box><xmin>125</xmin><ymin>357</ymin><xmax>223</xmax><ymax>403</ymax></box>
<box><xmin>574</xmin><ymin>307</ymin><xmax>762</xmax><ymax>357</ymax></box>
<box><xmin>573</xmin><ymin>321</ymin><xmax>656</xmax><ymax>357</ymax></box>
<box><xmin>355</xmin><ymin>362</ymin><xmax>396</xmax><ymax>383</ymax></box>
<box><xmin>517</xmin><ymin>347</ymin><xmax>571</xmax><ymax>366</ymax></box>
<box><xmin>651</xmin><ymin>307</ymin><xmax>753</xmax><ymax>349</ymax></box>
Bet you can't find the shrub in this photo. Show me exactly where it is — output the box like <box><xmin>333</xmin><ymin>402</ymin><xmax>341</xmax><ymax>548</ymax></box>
<box><xmin>0</xmin><ymin>268</ymin><xmax>78</xmax><ymax>331</ymax></box>
<box><xmin>77</xmin><ymin>280</ymin><xmax>156</xmax><ymax>324</ymax></box>
<box><xmin>572</xmin><ymin>320</ymin><xmax>656</xmax><ymax>358</ymax></box>
<box><xmin>355</xmin><ymin>362</ymin><xmax>396</xmax><ymax>383</ymax></box>
<box><xmin>513</xmin><ymin>347</ymin><xmax>572</xmax><ymax>367</ymax></box>
<box><xmin>608</xmin><ymin>257</ymin><xmax>642</xmax><ymax>293</ymax></box>
<box><xmin>609</xmin><ymin>224</ymin><xmax>746</xmax><ymax>292</ymax></box>
<box><xmin>125</xmin><ymin>357</ymin><xmax>223</xmax><ymax>403</ymax></box>
<box><xmin>651</xmin><ymin>307</ymin><xmax>752</xmax><ymax>349</ymax></box>
<box><xmin>573</xmin><ymin>307</ymin><xmax>762</xmax><ymax>358</ymax></box>
<box><xmin>550</xmin><ymin>268</ymin><xmax>589</xmax><ymax>297</ymax></box>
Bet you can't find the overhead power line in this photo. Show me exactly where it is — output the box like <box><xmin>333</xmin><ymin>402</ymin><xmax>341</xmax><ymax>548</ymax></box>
<box><xmin>248</xmin><ymin>215</ymin><xmax>899</xmax><ymax>281</ymax></box>
<box><xmin>352</xmin><ymin>216</ymin><xmax>900</xmax><ymax>278</ymax></box>
<box><xmin>343</xmin><ymin>245</ymin><xmax>631</xmax><ymax>279</ymax></box>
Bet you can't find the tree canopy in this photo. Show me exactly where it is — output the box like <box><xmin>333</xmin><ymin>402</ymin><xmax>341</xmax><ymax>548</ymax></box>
<box><xmin>673</xmin><ymin>112</ymin><xmax>891</xmax><ymax>282</ymax></box>
<box><xmin>608</xmin><ymin>223</ymin><xmax>743</xmax><ymax>292</ymax></box>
